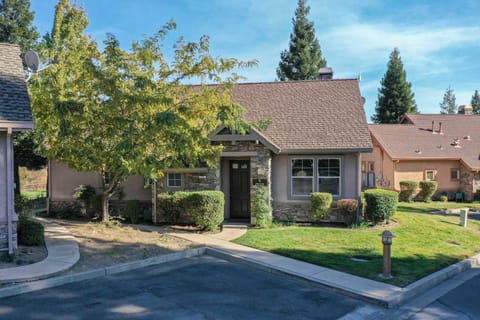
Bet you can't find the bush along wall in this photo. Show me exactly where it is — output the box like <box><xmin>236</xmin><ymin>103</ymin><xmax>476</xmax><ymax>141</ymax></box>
<box><xmin>364</xmin><ymin>189</ymin><xmax>398</xmax><ymax>224</ymax></box>
<box><xmin>311</xmin><ymin>192</ymin><xmax>333</xmax><ymax>222</ymax></box>
<box><xmin>418</xmin><ymin>181</ymin><xmax>438</xmax><ymax>203</ymax></box>
<box><xmin>17</xmin><ymin>217</ymin><xmax>44</xmax><ymax>246</ymax></box>
<box><xmin>157</xmin><ymin>191</ymin><xmax>224</xmax><ymax>231</ymax></box>
<box><xmin>252</xmin><ymin>185</ymin><xmax>272</xmax><ymax>228</ymax></box>
<box><xmin>399</xmin><ymin>180</ymin><xmax>418</xmax><ymax>202</ymax></box>
<box><xmin>336</xmin><ymin>199</ymin><xmax>358</xmax><ymax>226</ymax></box>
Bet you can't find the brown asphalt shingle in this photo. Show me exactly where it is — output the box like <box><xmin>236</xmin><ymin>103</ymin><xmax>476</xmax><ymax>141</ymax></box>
<box><xmin>0</xmin><ymin>43</ymin><xmax>32</xmax><ymax>122</ymax></box>
<box><xmin>369</xmin><ymin>114</ymin><xmax>480</xmax><ymax>169</ymax></box>
<box><xmin>231</xmin><ymin>79</ymin><xmax>372</xmax><ymax>152</ymax></box>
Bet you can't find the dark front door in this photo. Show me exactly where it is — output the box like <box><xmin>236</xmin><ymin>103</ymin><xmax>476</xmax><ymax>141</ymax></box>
<box><xmin>230</xmin><ymin>160</ymin><xmax>250</xmax><ymax>219</ymax></box>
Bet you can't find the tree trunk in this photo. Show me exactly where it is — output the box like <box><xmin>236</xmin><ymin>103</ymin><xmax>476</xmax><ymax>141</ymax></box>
<box><xmin>102</xmin><ymin>192</ymin><xmax>109</xmax><ymax>222</ymax></box>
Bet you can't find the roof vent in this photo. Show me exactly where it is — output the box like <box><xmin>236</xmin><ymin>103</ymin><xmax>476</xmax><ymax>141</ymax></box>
<box><xmin>414</xmin><ymin>149</ymin><xmax>422</xmax><ymax>154</ymax></box>
<box><xmin>452</xmin><ymin>138</ymin><xmax>461</xmax><ymax>148</ymax></box>
<box><xmin>318</xmin><ymin>67</ymin><xmax>333</xmax><ymax>80</ymax></box>
<box><xmin>464</xmin><ymin>135</ymin><xmax>472</xmax><ymax>141</ymax></box>
<box><xmin>437</xmin><ymin>145</ymin><xmax>443</xmax><ymax>150</ymax></box>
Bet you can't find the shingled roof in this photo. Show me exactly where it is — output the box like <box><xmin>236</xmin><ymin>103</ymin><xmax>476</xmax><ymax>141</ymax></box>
<box><xmin>369</xmin><ymin>114</ymin><xmax>480</xmax><ymax>170</ymax></box>
<box><xmin>230</xmin><ymin>79</ymin><xmax>372</xmax><ymax>153</ymax></box>
<box><xmin>0</xmin><ymin>43</ymin><xmax>32</xmax><ymax>122</ymax></box>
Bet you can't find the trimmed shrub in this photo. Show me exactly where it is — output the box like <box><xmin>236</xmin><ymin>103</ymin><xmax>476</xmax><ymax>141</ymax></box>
<box><xmin>337</xmin><ymin>199</ymin><xmax>358</xmax><ymax>226</ymax></box>
<box><xmin>73</xmin><ymin>184</ymin><xmax>100</xmax><ymax>217</ymax></box>
<box><xmin>439</xmin><ymin>195</ymin><xmax>448</xmax><ymax>202</ymax></box>
<box><xmin>419</xmin><ymin>181</ymin><xmax>438</xmax><ymax>203</ymax></box>
<box><xmin>15</xmin><ymin>194</ymin><xmax>33</xmax><ymax>218</ymax></box>
<box><xmin>17</xmin><ymin>217</ymin><xmax>44</xmax><ymax>246</ymax></box>
<box><xmin>364</xmin><ymin>189</ymin><xmax>398</xmax><ymax>224</ymax></box>
<box><xmin>126</xmin><ymin>200</ymin><xmax>141</xmax><ymax>224</ymax></box>
<box><xmin>157</xmin><ymin>191</ymin><xmax>224</xmax><ymax>231</ymax></box>
<box><xmin>399</xmin><ymin>180</ymin><xmax>418</xmax><ymax>202</ymax></box>
<box><xmin>252</xmin><ymin>185</ymin><xmax>272</xmax><ymax>228</ymax></box>
<box><xmin>311</xmin><ymin>192</ymin><xmax>333</xmax><ymax>222</ymax></box>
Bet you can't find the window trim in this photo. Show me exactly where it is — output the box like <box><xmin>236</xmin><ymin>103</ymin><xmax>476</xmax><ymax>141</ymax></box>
<box><xmin>450</xmin><ymin>168</ymin><xmax>460</xmax><ymax>181</ymax></box>
<box><xmin>424</xmin><ymin>169</ymin><xmax>436</xmax><ymax>181</ymax></box>
<box><xmin>289</xmin><ymin>156</ymin><xmax>342</xmax><ymax>199</ymax></box>
<box><xmin>166</xmin><ymin>173</ymin><xmax>182</xmax><ymax>188</ymax></box>
<box><xmin>290</xmin><ymin>158</ymin><xmax>314</xmax><ymax>197</ymax></box>
<box><xmin>317</xmin><ymin>158</ymin><xmax>341</xmax><ymax>197</ymax></box>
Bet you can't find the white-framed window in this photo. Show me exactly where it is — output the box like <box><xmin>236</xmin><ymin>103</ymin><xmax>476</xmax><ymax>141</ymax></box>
<box><xmin>290</xmin><ymin>157</ymin><xmax>341</xmax><ymax>197</ymax></box>
<box><xmin>167</xmin><ymin>173</ymin><xmax>182</xmax><ymax>188</ymax></box>
<box><xmin>450</xmin><ymin>168</ymin><xmax>460</xmax><ymax>181</ymax></box>
<box><xmin>425</xmin><ymin>169</ymin><xmax>436</xmax><ymax>181</ymax></box>
<box><xmin>318</xmin><ymin>158</ymin><xmax>340</xmax><ymax>196</ymax></box>
<box><xmin>291</xmin><ymin>159</ymin><xmax>314</xmax><ymax>196</ymax></box>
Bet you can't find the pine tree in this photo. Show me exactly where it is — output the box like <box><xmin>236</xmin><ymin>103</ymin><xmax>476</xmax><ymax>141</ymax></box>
<box><xmin>471</xmin><ymin>90</ymin><xmax>480</xmax><ymax>115</ymax></box>
<box><xmin>372</xmin><ymin>48</ymin><xmax>417</xmax><ymax>123</ymax></box>
<box><xmin>439</xmin><ymin>86</ymin><xmax>457</xmax><ymax>114</ymax></box>
<box><xmin>277</xmin><ymin>0</ymin><xmax>326</xmax><ymax>81</ymax></box>
<box><xmin>0</xmin><ymin>0</ymin><xmax>39</xmax><ymax>50</ymax></box>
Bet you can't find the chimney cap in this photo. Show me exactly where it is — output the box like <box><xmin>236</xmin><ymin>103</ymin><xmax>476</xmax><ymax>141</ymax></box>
<box><xmin>318</xmin><ymin>67</ymin><xmax>333</xmax><ymax>80</ymax></box>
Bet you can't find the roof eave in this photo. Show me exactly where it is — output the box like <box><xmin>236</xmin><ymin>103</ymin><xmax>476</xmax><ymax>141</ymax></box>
<box><xmin>279</xmin><ymin>147</ymin><xmax>373</xmax><ymax>155</ymax></box>
<box><xmin>0</xmin><ymin>121</ymin><xmax>34</xmax><ymax>131</ymax></box>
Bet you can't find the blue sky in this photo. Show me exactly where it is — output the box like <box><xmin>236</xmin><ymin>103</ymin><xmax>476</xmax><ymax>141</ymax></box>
<box><xmin>30</xmin><ymin>0</ymin><xmax>480</xmax><ymax>121</ymax></box>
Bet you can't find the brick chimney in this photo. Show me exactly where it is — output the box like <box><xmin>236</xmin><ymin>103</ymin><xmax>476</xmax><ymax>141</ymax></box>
<box><xmin>318</xmin><ymin>67</ymin><xmax>333</xmax><ymax>80</ymax></box>
<box><xmin>458</xmin><ymin>104</ymin><xmax>473</xmax><ymax>115</ymax></box>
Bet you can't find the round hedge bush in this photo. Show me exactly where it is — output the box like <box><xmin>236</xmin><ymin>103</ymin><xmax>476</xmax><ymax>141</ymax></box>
<box><xmin>399</xmin><ymin>180</ymin><xmax>418</xmax><ymax>202</ymax></box>
<box><xmin>18</xmin><ymin>217</ymin><xmax>44</xmax><ymax>246</ymax></box>
<box><xmin>419</xmin><ymin>181</ymin><xmax>438</xmax><ymax>202</ymax></box>
<box><xmin>311</xmin><ymin>192</ymin><xmax>333</xmax><ymax>222</ymax></box>
<box><xmin>364</xmin><ymin>189</ymin><xmax>398</xmax><ymax>224</ymax></box>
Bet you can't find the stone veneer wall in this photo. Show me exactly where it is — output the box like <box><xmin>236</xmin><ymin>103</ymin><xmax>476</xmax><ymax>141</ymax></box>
<box><xmin>460</xmin><ymin>164</ymin><xmax>480</xmax><ymax>201</ymax></box>
<box><xmin>222</xmin><ymin>141</ymin><xmax>272</xmax><ymax>224</ymax></box>
<box><xmin>273</xmin><ymin>202</ymin><xmax>344</xmax><ymax>223</ymax></box>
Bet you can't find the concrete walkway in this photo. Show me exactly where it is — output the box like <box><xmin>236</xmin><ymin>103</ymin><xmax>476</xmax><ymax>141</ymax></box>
<box><xmin>0</xmin><ymin>218</ymin><xmax>79</xmax><ymax>283</ymax></box>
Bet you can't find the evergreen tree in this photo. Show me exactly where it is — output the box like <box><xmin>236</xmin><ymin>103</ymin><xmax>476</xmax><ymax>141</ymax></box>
<box><xmin>439</xmin><ymin>86</ymin><xmax>457</xmax><ymax>114</ymax></box>
<box><xmin>277</xmin><ymin>0</ymin><xmax>326</xmax><ymax>81</ymax></box>
<box><xmin>471</xmin><ymin>90</ymin><xmax>480</xmax><ymax>115</ymax></box>
<box><xmin>0</xmin><ymin>0</ymin><xmax>39</xmax><ymax>50</ymax></box>
<box><xmin>372</xmin><ymin>48</ymin><xmax>417</xmax><ymax>123</ymax></box>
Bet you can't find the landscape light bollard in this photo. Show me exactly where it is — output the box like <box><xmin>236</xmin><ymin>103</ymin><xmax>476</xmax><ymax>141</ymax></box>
<box><xmin>460</xmin><ymin>209</ymin><xmax>468</xmax><ymax>228</ymax></box>
<box><xmin>380</xmin><ymin>230</ymin><xmax>395</xmax><ymax>279</ymax></box>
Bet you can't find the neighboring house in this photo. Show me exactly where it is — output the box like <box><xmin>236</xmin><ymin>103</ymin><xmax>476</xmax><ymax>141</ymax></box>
<box><xmin>49</xmin><ymin>78</ymin><xmax>372</xmax><ymax>222</ymax></box>
<box><xmin>362</xmin><ymin>112</ymin><xmax>480</xmax><ymax>201</ymax></box>
<box><xmin>0</xmin><ymin>43</ymin><xmax>34</xmax><ymax>253</ymax></box>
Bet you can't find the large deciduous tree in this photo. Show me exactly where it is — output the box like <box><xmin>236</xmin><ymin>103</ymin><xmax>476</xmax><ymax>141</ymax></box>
<box><xmin>277</xmin><ymin>0</ymin><xmax>326</xmax><ymax>81</ymax></box>
<box><xmin>439</xmin><ymin>86</ymin><xmax>457</xmax><ymax>114</ymax></box>
<box><xmin>471</xmin><ymin>90</ymin><xmax>480</xmax><ymax>115</ymax></box>
<box><xmin>30</xmin><ymin>1</ymin><xmax>256</xmax><ymax>221</ymax></box>
<box><xmin>372</xmin><ymin>48</ymin><xmax>417</xmax><ymax>123</ymax></box>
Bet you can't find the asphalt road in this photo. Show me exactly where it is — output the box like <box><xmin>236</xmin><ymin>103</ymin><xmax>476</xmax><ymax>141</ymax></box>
<box><xmin>0</xmin><ymin>256</ymin><xmax>364</xmax><ymax>319</ymax></box>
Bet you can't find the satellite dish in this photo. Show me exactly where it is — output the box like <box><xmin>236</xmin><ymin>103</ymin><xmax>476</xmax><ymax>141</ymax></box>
<box><xmin>24</xmin><ymin>50</ymin><xmax>40</xmax><ymax>72</ymax></box>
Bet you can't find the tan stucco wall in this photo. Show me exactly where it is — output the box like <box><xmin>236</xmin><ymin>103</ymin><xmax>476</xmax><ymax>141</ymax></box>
<box><xmin>394</xmin><ymin>160</ymin><xmax>462</xmax><ymax>192</ymax></box>
<box><xmin>361</xmin><ymin>146</ymin><xmax>462</xmax><ymax>192</ymax></box>
<box><xmin>50</xmin><ymin>161</ymin><xmax>150</xmax><ymax>201</ymax></box>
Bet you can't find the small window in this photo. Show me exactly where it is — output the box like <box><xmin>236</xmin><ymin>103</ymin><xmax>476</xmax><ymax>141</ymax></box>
<box><xmin>167</xmin><ymin>173</ymin><xmax>182</xmax><ymax>188</ymax></box>
<box><xmin>450</xmin><ymin>168</ymin><xmax>460</xmax><ymax>181</ymax></box>
<box><xmin>425</xmin><ymin>170</ymin><xmax>436</xmax><ymax>181</ymax></box>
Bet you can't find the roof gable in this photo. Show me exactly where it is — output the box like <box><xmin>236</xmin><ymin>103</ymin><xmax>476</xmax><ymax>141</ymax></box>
<box><xmin>370</xmin><ymin>114</ymin><xmax>480</xmax><ymax>170</ymax></box>
<box><xmin>0</xmin><ymin>43</ymin><xmax>32</xmax><ymax>123</ymax></box>
<box><xmin>228</xmin><ymin>79</ymin><xmax>372</xmax><ymax>153</ymax></box>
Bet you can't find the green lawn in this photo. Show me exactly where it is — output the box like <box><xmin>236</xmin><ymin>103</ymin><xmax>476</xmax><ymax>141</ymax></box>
<box><xmin>233</xmin><ymin>202</ymin><xmax>480</xmax><ymax>287</ymax></box>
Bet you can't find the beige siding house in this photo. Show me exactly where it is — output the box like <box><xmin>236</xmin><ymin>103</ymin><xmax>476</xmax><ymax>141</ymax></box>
<box><xmin>50</xmin><ymin>78</ymin><xmax>373</xmax><ymax>222</ymax></box>
<box><xmin>0</xmin><ymin>43</ymin><xmax>34</xmax><ymax>253</ymax></box>
<box><xmin>362</xmin><ymin>113</ymin><xmax>480</xmax><ymax>201</ymax></box>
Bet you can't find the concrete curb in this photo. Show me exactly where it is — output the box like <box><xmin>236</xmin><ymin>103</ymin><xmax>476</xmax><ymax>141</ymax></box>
<box><xmin>0</xmin><ymin>247</ymin><xmax>206</xmax><ymax>299</ymax></box>
<box><xmin>205</xmin><ymin>247</ymin><xmax>480</xmax><ymax>308</ymax></box>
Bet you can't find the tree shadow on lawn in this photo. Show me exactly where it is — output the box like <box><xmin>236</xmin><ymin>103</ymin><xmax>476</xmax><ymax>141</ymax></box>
<box><xmin>270</xmin><ymin>247</ymin><xmax>459</xmax><ymax>287</ymax></box>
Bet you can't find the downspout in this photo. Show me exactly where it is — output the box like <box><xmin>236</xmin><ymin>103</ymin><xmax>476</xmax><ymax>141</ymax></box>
<box><xmin>6</xmin><ymin>128</ymin><xmax>14</xmax><ymax>254</ymax></box>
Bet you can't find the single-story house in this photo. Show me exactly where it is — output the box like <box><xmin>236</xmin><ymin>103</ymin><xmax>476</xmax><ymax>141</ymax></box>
<box><xmin>361</xmin><ymin>111</ymin><xmax>480</xmax><ymax>200</ymax></box>
<box><xmin>0</xmin><ymin>43</ymin><xmax>34</xmax><ymax>253</ymax></box>
<box><xmin>49</xmin><ymin>77</ymin><xmax>373</xmax><ymax>223</ymax></box>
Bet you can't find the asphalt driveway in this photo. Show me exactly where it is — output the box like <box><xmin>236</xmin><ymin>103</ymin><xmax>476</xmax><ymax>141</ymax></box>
<box><xmin>0</xmin><ymin>255</ymin><xmax>364</xmax><ymax>319</ymax></box>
